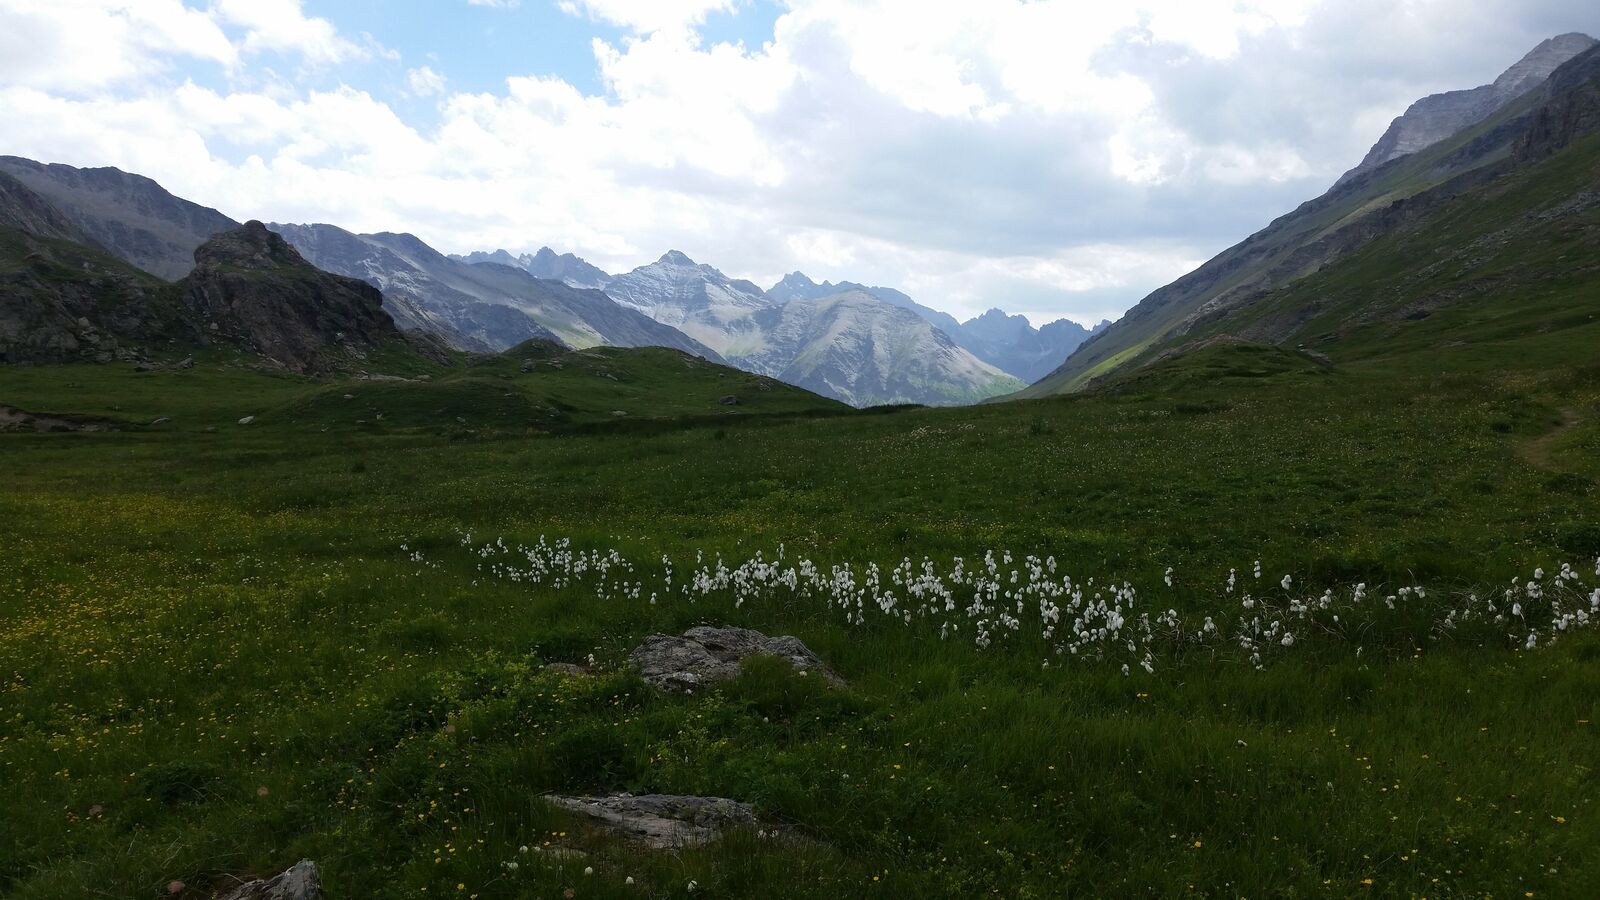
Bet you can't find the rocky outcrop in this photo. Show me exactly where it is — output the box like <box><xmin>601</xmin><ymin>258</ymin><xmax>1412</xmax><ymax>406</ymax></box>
<box><xmin>216</xmin><ymin>860</ymin><xmax>321</xmax><ymax>900</ymax></box>
<box><xmin>178</xmin><ymin>222</ymin><xmax>423</xmax><ymax>374</ymax></box>
<box><xmin>0</xmin><ymin>156</ymin><xmax>238</xmax><ymax>280</ymax></box>
<box><xmin>544</xmin><ymin>794</ymin><xmax>763</xmax><ymax>850</ymax></box>
<box><xmin>629</xmin><ymin>625</ymin><xmax>841</xmax><ymax>692</ymax></box>
<box><xmin>0</xmin><ymin>224</ymin><xmax>187</xmax><ymax>365</ymax></box>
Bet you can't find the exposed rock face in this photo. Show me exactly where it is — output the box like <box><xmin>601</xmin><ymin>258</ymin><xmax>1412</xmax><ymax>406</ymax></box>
<box><xmin>1338</xmin><ymin>33</ymin><xmax>1597</xmax><ymax>185</ymax></box>
<box><xmin>629</xmin><ymin>625</ymin><xmax>842</xmax><ymax>692</ymax></box>
<box><xmin>217</xmin><ymin>860</ymin><xmax>321</xmax><ymax>900</ymax></box>
<box><xmin>178</xmin><ymin>222</ymin><xmax>416</xmax><ymax>373</ymax></box>
<box><xmin>0</xmin><ymin>156</ymin><xmax>238</xmax><ymax>280</ymax></box>
<box><xmin>271</xmin><ymin>224</ymin><xmax>715</xmax><ymax>358</ymax></box>
<box><xmin>544</xmin><ymin>794</ymin><xmax>761</xmax><ymax>849</ymax></box>
<box><xmin>0</xmin><ymin>224</ymin><xmax>185</xmax><ymax>365</ymax></box>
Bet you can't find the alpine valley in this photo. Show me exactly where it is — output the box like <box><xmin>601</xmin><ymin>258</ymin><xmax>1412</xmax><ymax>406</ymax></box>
<box><xmin>6</xmin><ymin>20</ymin><xmax>1600</xmax><ymax>900</ymax></box>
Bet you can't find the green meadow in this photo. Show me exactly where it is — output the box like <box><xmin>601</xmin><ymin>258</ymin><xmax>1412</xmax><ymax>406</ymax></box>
<box><xmin>3</xmin><ymin>330</ymin><xmax>1599</xmax><ymax>898</ymax></box>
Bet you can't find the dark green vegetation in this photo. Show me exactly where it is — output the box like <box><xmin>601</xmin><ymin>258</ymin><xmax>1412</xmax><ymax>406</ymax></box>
<box><xmin>3</xmin><ymin>307</ymin><xmax>1599</xmax><ymax>897</ymax></box>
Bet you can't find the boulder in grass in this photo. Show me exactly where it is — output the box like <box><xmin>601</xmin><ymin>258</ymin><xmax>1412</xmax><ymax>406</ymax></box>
<box><xmin>628</xmin><ymin>625</ymin><xmax>841</xmax><ymax>692</ymax></box>
<box><xmin>544</xmin><ymin>793</ymin><xmax>761</xmax><ymax>850</ymax></box>
<box><xmin>217</xmin><ymin>860</ymin><xmax>321</xmax><ymax>900</ymax></box>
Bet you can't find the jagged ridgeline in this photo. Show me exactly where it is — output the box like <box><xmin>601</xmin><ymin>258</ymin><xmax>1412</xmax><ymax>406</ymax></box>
<box><xmin>1022</xmin><ymin>36</ymin><xmax>1600</xmax><ymax>397</ymax></box>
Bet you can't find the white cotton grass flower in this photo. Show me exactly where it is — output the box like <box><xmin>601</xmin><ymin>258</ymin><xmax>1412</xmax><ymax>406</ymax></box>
<box><xmin>425</xmin><ymin>532</ymin><xmax>1600</xmax><ymax>678</ymax></box>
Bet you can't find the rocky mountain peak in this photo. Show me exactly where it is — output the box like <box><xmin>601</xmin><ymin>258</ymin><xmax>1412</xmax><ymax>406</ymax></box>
<box><xmin>1493</xmin><ymin>33</ymin><xmax>1598</xmax><ymax>95</ymax></box>
<box><xmin>971</xmin><ymin>308</ymin><xmax>1020</xmax><ymax>324</ymax></box>
<box><xmin>192</xmin><ymin>220</ymin><xmax>308</xmax><ymax>271</ymax></box>
<box><xmin>657</xmin><ymin>250</ymin><xmax>698</xmax><ymax>266</ymax></box>
<box><xmin>1337</xmin><ymin>32</ymin><xmax>1598</xmax><ymax>186</ymax></box>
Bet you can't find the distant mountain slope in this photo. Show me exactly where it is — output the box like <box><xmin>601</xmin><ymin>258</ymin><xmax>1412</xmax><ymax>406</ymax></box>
<box><xmin>455</xmin><ymin>247</ymin><xmax>613</xmax><ymax>289</ymax></box>
<box><xmin>958</xmin><ymin>309</ymin><xmax>1103</xmax><ymax>384</ymax></box>
<box><xmin>0</xmin><ymin>172</ymin><xmax>95</xmax><ymax>244</ymax></box>
<box><xmin>767</xmin><ymin>272</ymin><xmax>1103</xmax><ymax>383</ymax></box>
<box><xmin>605</xmin><ymin>251</ymin><xmax>774</xmax><ymax>357</ymax></box>
<box><xmin>0</xmin><ymin>156</ymin><xmax>239</xmax><ymax>280</ymax></box>
<box><xmin>608</xmin><ymin>256</ymin><xmax>1020</xmax><ymax>406</ymax></box>
<box><xmin>744</xmin><ymin>290</ymin><xmax>1024</xmax><ymax>406</ymax></box>
<box><xmin>1021</xmin><ymin>36</ymin><xmax>1599</xmax><ymax>398</ymax></box>
<box><xmin>1337</xmin><ymin>33</ymin><xmax>1595</xmax><ymax>186</ymax></box>
<box><xmin>271</xmin><ymin>225</ymin><xmax>718</xmax><ymax>360</ymax></box>
<box><xmin>768</xmin><ymin>272</ymin><xmax>967</xmax><ymax>336</ymax></box>
<box><xmin>1023</xmin><ymin>41</ymin><xmax>1600</xmax><ymax>398</ymax></box>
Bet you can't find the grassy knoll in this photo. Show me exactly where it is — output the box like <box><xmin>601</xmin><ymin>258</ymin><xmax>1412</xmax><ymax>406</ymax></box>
<box><xmin>2</xmin><ymin>334</ymin><xmax>1598</xmax><ymax>897</ymax></box>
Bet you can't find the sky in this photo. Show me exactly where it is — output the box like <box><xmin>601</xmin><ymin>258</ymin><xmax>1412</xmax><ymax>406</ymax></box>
<box><xmin>2</xmin><ymin>1</ymin><xmax>1597</xmax><ymax>328</ymax></box>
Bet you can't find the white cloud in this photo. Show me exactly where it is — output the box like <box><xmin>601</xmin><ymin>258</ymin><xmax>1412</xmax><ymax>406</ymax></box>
<box><xmin>558</xmin><ymin>0</ymin><xmax>740</xmax><ymax>34</ymax></box>
<box><xmin>407</xmin><ymin>66</ymin><xmax>448</xmax><ymax>97</ymax></box>
<box><xmin>2</xmin><ymin>0</ymin><xmax>1597</xmax><ymax>325</ymax></box>
<box><xmin>212</xmin><ymin>0</ymin><xmax>371</xmax><ymax>66</ymax></box>
<box><xmin>0</xmin><ymin>0</ymin><xmax>235</xmax><ymax>92</ymax></box>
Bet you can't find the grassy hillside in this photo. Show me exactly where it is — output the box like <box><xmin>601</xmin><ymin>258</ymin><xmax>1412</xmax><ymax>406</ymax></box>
<box><xmin>1018</xmin><ymin>81</ymin><xmax>1576</xmax><ymax>397</ymax></box>
<box><xmin>2</xmin><ymin>313</ymin><xmax>1598</xmax><ymax>896</ymax></box>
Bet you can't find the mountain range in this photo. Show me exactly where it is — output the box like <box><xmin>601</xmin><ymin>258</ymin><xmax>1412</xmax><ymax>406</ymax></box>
<box><xmin>12</xmin><ymin>33</ymin><xmax>1593</xmax><ymax>409</ymax></box>
<box><xmin>267</xmin><ymin>224</ymin><xmax>717</xmax><ymax>360</ymax></box>
<box><xmin>1022</xmin><ymin>33</ymin><xmax>1600</xmax><ymax>398</ymax></box>
<box><xmin>0</xmin><ymin>153</ymin><xmax>1065</xmax><ymax>407</ymax></box>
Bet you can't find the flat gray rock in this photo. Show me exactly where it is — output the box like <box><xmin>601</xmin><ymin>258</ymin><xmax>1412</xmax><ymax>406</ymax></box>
<box><xmin>628</xmin><ymin>625</ymin><xmax>841</xmax><ymax>692</ymax></box>
<box><xmin>544</xmin><ymin>793</ymin><xmax>760</xmax><ymax>850</ymax></box>
<box><xmin>217</xmin><ymin>860</ymin><xmax>320</xmax><ymax>900</ymax></box>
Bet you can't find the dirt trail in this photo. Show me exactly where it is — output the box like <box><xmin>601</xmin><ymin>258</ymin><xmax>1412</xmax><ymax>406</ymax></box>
<box><xmin>1516</xmin><ymin>407</ymin><xmax>1586</xmax><ymax>470</ymax></box>
<box><xmin>0</xmin><ymin>404</ymin><xmax>116</xmax><ymax>433</ymax></box>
